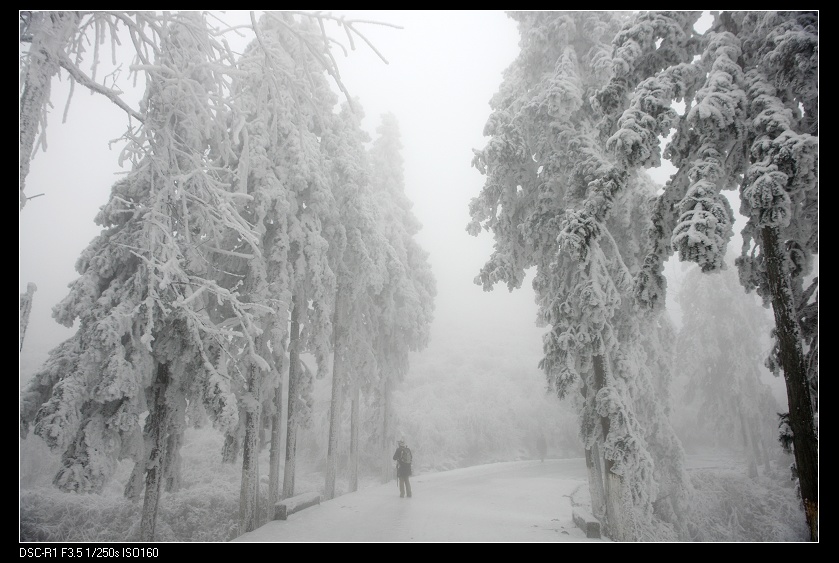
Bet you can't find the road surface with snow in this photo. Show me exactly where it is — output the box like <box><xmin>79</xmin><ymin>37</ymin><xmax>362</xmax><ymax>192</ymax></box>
<box><xmin>233</xmin><ymin>458</ymin><xmax>611</xmax><ymax>542</ymax></box>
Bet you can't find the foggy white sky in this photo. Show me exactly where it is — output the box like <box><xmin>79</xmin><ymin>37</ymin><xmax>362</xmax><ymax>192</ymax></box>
<box><xmin>18</xmin><ymin>11</ymin><xmax>546</xmax><ymax>381</ymax></box>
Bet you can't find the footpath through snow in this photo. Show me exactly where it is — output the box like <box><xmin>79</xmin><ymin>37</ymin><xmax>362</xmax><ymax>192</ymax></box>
<box><xmin>233</xmin><ymin>458</ymin><xmax>611</xmax><ymax>542</ymax></box>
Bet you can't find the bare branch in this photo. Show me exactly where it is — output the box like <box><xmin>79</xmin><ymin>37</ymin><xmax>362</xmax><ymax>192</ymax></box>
<box><xmin>343</xmin><ymin>21</ymin><xmax>392</xmax><ymax>65</ymax></box>
<box><xmin>57</xmin><ymin>52</ymin><xmax>145</xmax><ymax>122</ymax></box>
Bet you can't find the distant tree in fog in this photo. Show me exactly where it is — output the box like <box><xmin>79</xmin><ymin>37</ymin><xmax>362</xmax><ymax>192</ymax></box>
<box><xmin>394</xmin><ymin>333</ymin><xmax>582</xmax><ymax>471</ymax></box>
<box><xmin>321</xmin><ymin>103</ymin><xmax>389</xmax><ymax>499</ymax></box>
<box><xmin>368</xmin><ymin>113</ymin><xmax>436</xmax><ymax>483</ymax></box>
<box><xmin>674</xmin><ymin>264</ymin><xmax>783</xmax><ymax>476</ymax></box>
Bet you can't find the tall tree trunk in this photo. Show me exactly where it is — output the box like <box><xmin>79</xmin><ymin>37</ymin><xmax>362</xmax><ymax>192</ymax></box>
<box><xmin>163</xmin><ymin>425</ymin><xmax>183</xmax><ymax>492</ymax></box>
<box><xmin>238</xmin><ymin>361</ymin><xmax>263</xmax><ymax>535</ymax></box>
<box><xmin>325</xmin><ymin>290</ymin><xmax>345</xmax><ymax>500</ymax></box>
<box><xmin>350</xmin><ymin>384</ymin><xmax>360</xmax><ymax>492</ymax></box>
<box><xmin>268</xmin><ymin>379</ymin><xmax>284</xmax><ymax>512</ymax></box>
<box><xmin>754</xmin><ymin>413</ymin><xmax>772</xmax><ymax>474</ymax></box>
<box><xmin>19</xmin><ymin>282</ymin><xmax>37</xmax><ymax>351</ymax></box>
<box><xmin>259</xmin><ymin>409</ymin><xmax>269</xmax><ymax>451</ymax></box>
<box><xmin>380</xmin><ymin>378</ymin><xmax>392</xmax><ymax>483</ymax></box>
<box><xmin>283</xmin><ymin>422</ymin><xmax>297</xmax><ymax>500</ymax></box>
<box><xmin>739</xmin><ymin>410</ymin><xmax>759</xmax><ymax>479</ymax></box>
<box><xmin>222</xmin><ymin>428</ymin><xmax>241</xmax><ymax>464</ymax></box>
<box><xmin>282</xmin><ymin>295</ymin><xmax>302</xmax><ymax>500</ymax></box>
<box><xmin>582</xmin><ymin>384</ymin><xmax>607</xmax><ymax>524</ymax></box>
<box><xmin>140</xmin><ymin>362</ymin><xmax>171</xmax><ymax>542</ymax></box>
<box><xmin>762</xmin><ymin>225</ymin><xmax>818</xmax><ymax>541</ymax></box>
<box><xmin>124</xmin><ymin>461</ymin><xmax>144</xmax><ymax>501</ymax></box>
<box><xmin>592</xmin><ymin>353</ymin><xmax>632</xmax><ymax>541</ymax></box>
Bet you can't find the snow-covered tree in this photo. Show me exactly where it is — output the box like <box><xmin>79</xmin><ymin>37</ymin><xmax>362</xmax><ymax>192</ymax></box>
<box><xmin>225</xmin><ymin>13</ymin><xmax>346</xmax><ymax>533</ymax></box>
<box><xmin>367</xmin><ymin>113</ymin><xmax>436</xmax><ymax>483</ymax></box>
<box><xmin>320</xmin><ymin>103</ymin><xmax>388</xmax><ymax>499</ymax></box>
<box><xmin>194</xmin><ymin>9</ymin><xmax>394</xmax><ymax>530</ymax></box>
<box><xmin>605</xmin><ymin>10</ymin><xmax>818</xmax><ymax>539</ymax></box>
<box><xmin>469</xmin><ymin>11</ymin><xmax>691</xmax><ymax>541</ymax></box>
<box><xmin>19</xmin><ymin>12</ymin><xmax>256</xmax><ymax>541</ymax></box>
<box><xmin>19</xmin><ymin>6</ymin><xmax>403</xmax><ymax>538</ymax></box>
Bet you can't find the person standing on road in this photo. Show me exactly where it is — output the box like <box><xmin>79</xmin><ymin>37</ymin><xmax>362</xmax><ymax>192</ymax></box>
<box><xmin>393</xmin><ymin>438</ymin><xmax>413</xmax><ymax>498</ymax></box>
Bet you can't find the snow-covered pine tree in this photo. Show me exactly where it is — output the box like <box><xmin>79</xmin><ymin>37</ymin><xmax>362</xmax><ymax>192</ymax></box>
<box><xmin>469</xmin><ymin>11</ymin><xmax>691</xmax><ymax>541</ymax></box>
<box><xmin>605</xmin><ymin>10</ymin><xmax>818</xmax><ymax>540</ymax></box>
<box><xmin>228</xmin><ymin>11</ymin><xmax>348</xmax><ymax>529</ymax></box>
<box><xmin>20</xmin><ymin>7</ymin><xmax>403</xmax><ymax>538</ymax></box>
<box><xmin>600</xmin><ymin>173</ymin><xmax>692</xmax><ymax>537</ymax></box>
<box><xmin>19</xmin><ymin>11</ymin><xmax>256</xmax><ymax>541</ymax></box>
<box><xmin>320</xmin><ymin>102</ymin><xmax>389</xmax><ymax>499</ymax></box>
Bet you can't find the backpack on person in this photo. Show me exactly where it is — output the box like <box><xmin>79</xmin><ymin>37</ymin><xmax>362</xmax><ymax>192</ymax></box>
<box><xmin>400</xmin><ymin>446</ymin><xmax>412</xmax><ymax>465</ymax></box>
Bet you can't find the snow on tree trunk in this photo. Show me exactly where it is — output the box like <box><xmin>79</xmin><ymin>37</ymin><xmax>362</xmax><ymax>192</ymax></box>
<box><xmin>238</xmin><ymin>362</ymin><xmax>263</xmax><ymax>535</ymax></box>
<box><xmin>140</xmin><ymin>362</ymin><xmax>171</xmax><ymax>542</ymax></box>
<box><xmin>282</xmin><ymin>424</ymin><xmax>298</xmax><ymax>501</ymax></box>
<box><xmin>282</xmin><ymin>296</ymin><xmax>302</xmax><ymax>500</ymax></box>
<box><xmin>740</xmin><ymin>410</ymin><xmax>760</xmax><ymax>479</ymax></box>
<box><xmin>325</xmin><ymin>290</ymin><xmax>345</xmax><ymax>500</ymax></box>
<box><xmin>584</xmin><ymin>440</ymin><xmax>607</xmax><ymax>524</ymax></box>
<box><xmin>268</xmin><ymin>380</ymin><xmax>284</xmax><ymax>511</ymax></box>
<box><xmin>222</xmin><ymin>430</ymin><xmax>241</xmax><ymax>464</ymax></box>
<box><xmin>258</xmin><ymin>410</ymin><xmax>269</xmax><ymax>452</ymax></box>
<box><xmin>163</xmin><ymin>414</ymin><xmax>184</xmax><ymax>493</ymax></box>
<box><xmin>350</xmin><ymin>385</ymin><xmax>360</xmax><ymax>492</ymax></box>
<box><xmin>19</xmin><ymin>282</ymin><xmax>37</xmax><ymax>352</ymax></box>
<box><xmin>124</xmin><ymin>461</ymin><xmax>144</xmax><ymax>502</ymax></box>
<box><xmin>592</xmin><ymin>353</ymin><xmax>631</xmax><ymax>541</ymax></box>
<box><xmin>604</xmin><ymin>469</ymin><xmax>633</xmax><ymax>542</ymax></box>
<box><xmin>380</xmin><ymin>378</ymin><xmax>393</xmax><ymax>483</ymax></box>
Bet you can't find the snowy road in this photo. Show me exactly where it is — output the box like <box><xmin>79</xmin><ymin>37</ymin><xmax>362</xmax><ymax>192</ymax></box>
<box><xmin>232</xmin><ymin>458</ymin><xmax>611</xmax><ymax>542</ymax></box>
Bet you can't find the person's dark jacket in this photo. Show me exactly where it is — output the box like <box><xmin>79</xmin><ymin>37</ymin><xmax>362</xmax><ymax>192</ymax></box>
<box><xmin>393</xmin><ymin>446</ymin><xmax>412</xmax><ymax>478</ymax></box>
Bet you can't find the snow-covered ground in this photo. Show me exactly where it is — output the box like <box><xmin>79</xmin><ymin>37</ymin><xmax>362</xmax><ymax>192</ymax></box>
<box><xmin>233</xmin><ymin>458</ymin><xmax>608</xmax><ymax>542</ymax></box>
